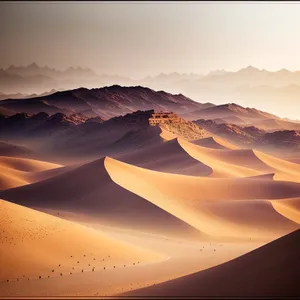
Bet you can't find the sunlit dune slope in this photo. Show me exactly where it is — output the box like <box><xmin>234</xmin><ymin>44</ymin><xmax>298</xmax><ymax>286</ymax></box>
<box><xmin>0</xmin><ymin>199</ymin><xmax>162</xmax><ymax>281</ymax></box>
<box><xmin>116</xmin><ymin>138</ymin><xmax>212</xmax><ymax>176</ymax></box>
<box><xmin>0</xmin><ymin>156</ymin><xmax>60</xmax><ymax>173</ymax></box>
<box><xmin>0</xmin><ymin>158</ymin><xmax>205</xmax><ymax>240</ymax></box>
<box><xmin>179</xmin><ymin>138</ymin><xmax>300</xmax><ymax>181</ymax></box>
<box><xmin>123</xmin><ymin>229</ymin><xmax>300</xmax><ymax>297</ymax></box>
<box><xmin>254</xmin><ymin>150</ymin><xmax>300</xmax><ymax>183</ymax></box>
<box><xmin>192</xmin><ymin>136</ymin><xmax>238</xmax><ymax>150</ymax></box>
<box><xmin>105</xmin><ymin>157</ymin><xmax>300</xmax><ymax>239</ymax></box>
<box><xmin>0</xmin><ymin>156</ymin><xmax>62</xmax><ymax>190</ymax></box>
<box><xmin>270</xmin><ymin>197</ymin><xmax>300</xmax><ymax>224</ymax></box>
<box><xmin>177</xmin><ymin>138</ymin><xmax>268</xmax><ymax>177</ymax></box>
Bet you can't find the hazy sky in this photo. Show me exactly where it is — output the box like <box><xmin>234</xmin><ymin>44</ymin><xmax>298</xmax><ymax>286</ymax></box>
<box><xmin>1</xmin><ymin>1</ymin><xmax>300</xmax><ymax>78</ymax></box>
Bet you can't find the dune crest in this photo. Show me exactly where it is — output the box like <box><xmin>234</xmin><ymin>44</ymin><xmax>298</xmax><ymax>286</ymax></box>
<box><xmin>116</xmin><ymin>138</ymin><xmax>212</xmax><ymax>176</ymax></box>
<box><xmin>0</xmin><ymin>157</ymin><xmax>205</xmax><ymax>240</ymax></box>
<box><xmin>0</xmin><ymin>156</ymin><xmax>62</xmax><ymax>190</ymax></box>
<box><xmin>254</xmin><ymin>150</ymin><xmax>300</xmax><ymax>183</ymax></box>
<box><xmin>105</xmin><ymin>156</ymin><xmax>300</xmax><ymax>239</ymax></box>
<box><xmin>177</xmin><ymin>139</ymin><xmax>265</xmax><ymax>177</ymax></box>
<box><xmin>270</xmin><ymin>198</ymin><xmax>300</xmax><ymax>224</ymax></box>
<box><xmin>192</xmin><ymin>136</ymin><xmax>238</xmax><ymax>150</ymax></box>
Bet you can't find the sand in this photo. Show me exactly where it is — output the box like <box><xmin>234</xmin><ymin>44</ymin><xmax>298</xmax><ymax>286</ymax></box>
<box><xmin>0</xmin><ymin>158</ymin><xmax>205</xmax><ymax>241</ymax></box>
<box><xmin>192</xmin><ymin>136</ymin><xmax>238</xmax><ymax>150</ymax></box>
<box><xmin>116</xmin><ymin>138</ymin><xmax>212</xmax><ymax>176</ymax></box>
<box><xmin>1</xmin><ymin>126</ymin><xmax>299</xmax><ymax>297</ymax></box>
<box><xmin>105</xmin><ymin>156</ymin><xmax>300</xmax><ymax>239</ymax></box>
<box><xmin>254</xmin><ymin>150</ymin><xmax>300</xmax><ymax>183</ymax></box>
<box><xmin>178</xmin><ymin>138</ymin><xmax>270</xmax><ymax>177</ymax></box>
<box><xmin>123</xmin><ymin>229</ymin><xmax>300</xmax><ymax>297</ymax></box>
<box><xmin>0</xmin><ymin>156</ymin><xmax>62</xmax><ymax>190</ymax></box>
<box><xmin>270</xmin><ymin>197</ymin><xmax>300</xmax><ymax>224</ymax></box>
<box><xmin>0</xmin><ymin>199</ymin><xmax>162</xmax><ymax>283</ymax></box>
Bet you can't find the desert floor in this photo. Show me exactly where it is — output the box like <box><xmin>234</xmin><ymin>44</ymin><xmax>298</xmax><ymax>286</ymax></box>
<box><xmin>0</xmin><ymin>129</ymin><xmax>299</xmax><ymax>297</ymax></box>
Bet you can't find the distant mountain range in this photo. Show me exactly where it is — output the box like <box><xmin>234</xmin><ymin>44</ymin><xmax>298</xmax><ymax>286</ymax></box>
<box><xmin>0</xmin><ymin>85</ymin><xmax>211</xmax><ymax>120</ymax></box>
<box><xmin>1</xmin><ymin>85</ymin><xmax>299</xmax><ymax>131</ymax></box>
<box><xmin>1</xmin><ymin>64</ymin><xmax>300</xmax><ymax>119</ymax></box>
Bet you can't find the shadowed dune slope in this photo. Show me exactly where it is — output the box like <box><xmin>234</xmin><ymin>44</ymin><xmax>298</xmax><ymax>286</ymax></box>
<box><xmin>0</xmin><ymin>199</ymin><xmax>162</xmax><ymax>281</ymax></box>
<box><xmin>122</xmin><ymin>229</ymin><xmax>300</xmax><ymax>297</ymax></box>
<box><xmin>0</xmin><ymin>142</ymin><xmax>37</xmax><ymax>159</ymax></box>
<box><xmin>0</xmin><ymin>158</ymin><xmax>205</xmax><ymax>240</ymax></box>
<box><xmin>0</xmin><ymin>156</ymin><xmax>62</xmax><ymax>190</ymax></box>
<box><xmin>115</xmin><ymin>138</ymin><xmax>212</xmax><ymax>176</ymax></box>
<box><xmin>192</xmin><ymin>136</ymin><xmax>238</xmax><ymax>150</ymax></box>
<box><xmin>270</xmin><ymin>197</ymin><xmax>300</xmax><ymax>224</ymax></box>
<box><xmin>105</xmin><ymin>157</ymin><xmax>300</xmax><ymax>239</ymax></box>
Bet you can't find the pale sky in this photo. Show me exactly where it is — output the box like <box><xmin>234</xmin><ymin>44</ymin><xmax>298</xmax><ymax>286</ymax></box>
<box><xmin>1</xmin><ymin>1</ymin><xmax>300</xmax><ymax>78</ymax></box>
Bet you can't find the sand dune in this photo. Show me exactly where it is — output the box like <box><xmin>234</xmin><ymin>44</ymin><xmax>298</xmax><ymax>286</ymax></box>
<box><xmin>0</xmin><ymin>158</ymin><xmax>205</xmax><ymax>240</ymax></box>
<box><xmin>192</xmin><ymin>136</ymin><xmax>238</xmax><ymax>150</ymax></box>
<box><xmin>116</xmin><ymin>138</ymin><xmax>212</xmax><ymax>176</ymax></box>
<box><xmin>123</xmin><ymin>229</ymin><xmax>300</xmax><ymax>297</ymax></box>
<box><xmin>177</xmin><ymin>139</ymin><xmax>267</xmax><ymax>177</ymax></box>
<box><xmin>105</xmin><ymin>157</ymin><xmax>300</xmax><ymax>239</ymax></box>
<box><xmin>0</xmin><ymin>156</ymin><xmax>62</xmax><ymax>190</ymax></box>
<box><xmin>0</xmin><ymin>156</ymin><xmax>60</xmax><ymax>173</ymax></box>
<box><xmin>270</xmin><ymin>198</ymin><xmax>300</xmax><ymax>224</ymax></box>
<box><xmin>0</xmin><ymin>141</ymin><xmax>37</xmax><ymax>159</ymax></box>
<box><xmin>254</xmin><ymin>150</ymin><xmax>300</xmax><ymax>183</ymax></box>
<box><xmin>159</xmin><ymin>127</ymin><xmax>177</xmax><ymax>141</ymax></box>
<box><xmin>179</xmin><ymin>138</ymin><xmax>300</xmax><ymax>182</ymax></box>
<box><xmin>2</xmin><ymin>155</ymin><xmax>299</xmax><ymax>240</ymax></box>
<box><xmin>0</xmin><ymin>199</ymin><xmax>162</xmax><ymax>282</ymax></box>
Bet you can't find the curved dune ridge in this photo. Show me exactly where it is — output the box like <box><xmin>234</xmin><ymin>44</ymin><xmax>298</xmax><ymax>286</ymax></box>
<box><xmin>105</xmin><ymin>156</ymin><xmax>300</xmax><ymax>239</ymax></box>
<box><xmin>177</xmin><ymin>139</ymin><xmax>268</xmax><ymax>178</ymax></box>
<box><xmin>159</xmin><ymin>127</ymin><xmax>177</xmax><ymax>141</ymax></box>
<box><xmin>122</xmin><ymin>229</ymin><xmax>300</xmax><ymax>297</ymax></box>
<box><xmin>254</xmin><ymin>150</ymin><xmax>300</xmax><ymax>183</ymax></box>
<box><xmin>116</xmin><ymin>138</ymin><xmax>212</xmax><ymax>176</ymax></box>
<box><xmin>270</xmin><ymin>198</ymin><xmax>300</xmax><ymax>224</ymax></box>
<box><xmin>178</xmin><ymin>138</ymin><xmax>300</xmax><ymax>181</ymax></box>
<box><xmin>0</xmin><ymin>199</ymin><xmax>162</xmax><ymax>282</ymax></box>
<box><xmin>0</xmin><ymin>156</ymin><xmax>62</xmax><ymax>190</ymax></box>
<box><xmin>0</xmin><ymin>158</ymin><xmax>206</xmax><ymax>240</ymax></box>
<box><xmin>192</xmin><ymin>136</ymin><xmax>238</xmax><ymax>150</ymax></box>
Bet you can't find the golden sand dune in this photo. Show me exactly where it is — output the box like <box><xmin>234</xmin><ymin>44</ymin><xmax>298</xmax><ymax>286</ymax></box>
<box><xmin>123</xmin><ymin>229</ymin><xmax>300</xmax><ymax>297</ymax></box>
<box><xmin>197</xmin><ymin>199</ymin><xmax>298</xmax><ymax>239</ymax></box>
<box><xmin>0</xmin><ymin>158</ymin><xmax>205</xmax><ymax>240</ymax></box>
<box><xmin>270</xmin><ymin>198</ymin><xmax>300</xmax><ymax>224</ymax></box>
<box><xmin>116</xmin><ymin>138</ymin><xmax>212</xmax><ymax>176</ymax></box>
<box><xmin>178</xmin><ymin>138</ymin><xmax>274</xmax><ymax>177</ymax></box>
<box><xmin>105</xmin><ymin>157</ymin><xmax>300</xmax><ymax>239</ymax></box>
<box><xmin>0</xmin><ymin>156</ymin><xmax>62</xmax><ymax>190</ymax></box>
<box><xmin>254</xmin><ymin>150</ymin><xmax>300</xmax><ymax>183</ymax></box>
<box><xmin>0</xmin><ymin>156</ymin><xmax>61</xmax><ymax>173</ymax></box>
<box><xmin>159</xmin><ymin>127</ymin><xmax>177</xmax><ymax>141</ymax></box>
<box><xmin>0</xmin><ymin>199</ymin><xmax>162</xmax><ymax>282</ymax></box>
<box><xmin>192</xmin><ymin>136</ymin><xmax>238</xmax><ymax>150</ymax></box>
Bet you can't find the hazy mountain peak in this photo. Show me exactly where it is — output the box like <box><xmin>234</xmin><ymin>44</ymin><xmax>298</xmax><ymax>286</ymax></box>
<box><xmin>238</xmin><ymin>65</ymin><xmax>260</xmax><ymax>73</ymax></box>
